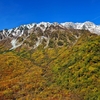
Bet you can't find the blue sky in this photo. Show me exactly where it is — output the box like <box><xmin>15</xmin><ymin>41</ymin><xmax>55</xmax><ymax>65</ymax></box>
<box><xmin>0</xmin><ymin>0</ymin><xmax>100</xmax><ymax>30</ymax></box>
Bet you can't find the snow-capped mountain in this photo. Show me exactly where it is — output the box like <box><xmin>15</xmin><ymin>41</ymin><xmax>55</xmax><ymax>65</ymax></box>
<box><xmin>0</xmin><ymin>21</ymin><xmax>100</xmax><ymax>39</ymax></box>
<box><xmin>0</xmin><ymin>21</ymin><xmax>99</xmax><ymax>50</ymax></box>
<box><xmin>61</xmin><ymin>21</ymin><xmax>100</xmax><ymax>34</ymax></box>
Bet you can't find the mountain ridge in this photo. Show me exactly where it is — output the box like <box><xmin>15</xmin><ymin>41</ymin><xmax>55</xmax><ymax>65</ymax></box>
<box><xmin>1</xmin><ymin>21</ymin><xmax>100</xmax><ymax>35</ymax></box>
<box><xmin>0</xmin><ymin>21</ymin><xmax>100</xmax><ymax>51</ymax></box>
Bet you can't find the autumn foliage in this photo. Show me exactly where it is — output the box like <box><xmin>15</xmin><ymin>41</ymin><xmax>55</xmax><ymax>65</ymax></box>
<box><xmin>0</xmin><ymin>32</ymin><xmax>100</xmax><ymax>100</ymax></box>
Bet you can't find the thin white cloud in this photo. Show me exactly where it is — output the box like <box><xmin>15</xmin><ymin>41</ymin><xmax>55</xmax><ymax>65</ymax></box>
<box><xmin>91</xmin><ymin>15</ymin><xmax>100</xmax><ymax>21</ymax></box>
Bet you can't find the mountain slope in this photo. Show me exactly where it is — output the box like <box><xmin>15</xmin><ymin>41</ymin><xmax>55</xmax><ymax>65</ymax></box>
<box><xmin>0</xmin><ymin>22</ymin><xmax>100</xmax><ymax>100</ymax></box>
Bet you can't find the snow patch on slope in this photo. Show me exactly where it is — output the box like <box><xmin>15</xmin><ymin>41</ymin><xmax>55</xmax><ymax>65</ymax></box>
<box><xmin>33</xmin><ymin>37</ymin><xmax>41</xmax><ymax>49</ymax></box>
<box><xmin>33</xmin><ymin>36</ymin><xmax>50</xmax><ymax>49</ymax></box>
<box><xmin>10</xmin><ymin>35</ymin><xmax>29</xmax><ymax>50</ymax></box>
<box><xmin>10</xmin><ymin>39</ymin><xmax>23</xmax><ymax>50</ymax></box>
